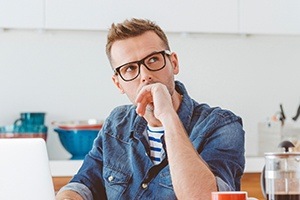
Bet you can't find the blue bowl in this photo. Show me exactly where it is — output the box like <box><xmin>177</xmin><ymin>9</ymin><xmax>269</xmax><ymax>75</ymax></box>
<box><xmin>54</xmin><ymin>128</ymin><xmax>99</xmax><ymax>160</ymax></box>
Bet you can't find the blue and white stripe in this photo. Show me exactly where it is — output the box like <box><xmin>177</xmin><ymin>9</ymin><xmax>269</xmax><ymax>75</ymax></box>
<box><xmin>147</xmin><ymin>125</ymin><xmax>165</xmax><ymax>165</ymax></box>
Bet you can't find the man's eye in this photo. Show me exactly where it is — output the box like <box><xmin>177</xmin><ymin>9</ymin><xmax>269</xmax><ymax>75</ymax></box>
<box><xmin>149</xmin><ymin>56</ymin><xmax>159</xmax><ymax>63</ymax></box>
<box><xmin>123</xmin><ymin>65</ymin><xmax>138</xmax><ymax>73</ymax></box>
<box><xmin>148</xmin><ymin>56</ymin><xmax>159</xmax><ymax>64</ymax></box>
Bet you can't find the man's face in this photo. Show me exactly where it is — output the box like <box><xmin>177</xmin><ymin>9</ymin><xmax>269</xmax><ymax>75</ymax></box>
<box><xmin>110</xmin><ymin>31</ymin><xmax>179</xmax><ymax>104</ymax></box>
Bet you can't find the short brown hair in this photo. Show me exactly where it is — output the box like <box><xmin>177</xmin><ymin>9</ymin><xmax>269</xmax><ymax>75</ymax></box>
<box><xmin>106</xmin><ymin>18</ymin><xmax>170</xmax><ymax>64</ymax></box>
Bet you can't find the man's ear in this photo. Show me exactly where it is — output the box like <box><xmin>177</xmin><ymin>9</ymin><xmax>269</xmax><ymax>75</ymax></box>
<box><xmin>112</xmin><ymin>75</ymin><xmax>125</xmax><ymax>94</ymax></box>
<box><xmin>170</xmin><ymin>52</ymin><xmax>179</xmax><ymax>75</ymax></box>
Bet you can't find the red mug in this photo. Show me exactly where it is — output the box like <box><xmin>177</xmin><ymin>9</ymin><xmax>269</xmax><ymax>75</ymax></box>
<box><xmin>211</xmin><ymin>191</ymin><xmax>248</xmax><ymax>200</ymax></box>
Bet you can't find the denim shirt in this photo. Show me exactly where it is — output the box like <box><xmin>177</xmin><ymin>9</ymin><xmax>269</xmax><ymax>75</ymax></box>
<box><xmin>60</xmin><ymin>81</ymin><xmax>245</xmax><ymax>200</ymax></box>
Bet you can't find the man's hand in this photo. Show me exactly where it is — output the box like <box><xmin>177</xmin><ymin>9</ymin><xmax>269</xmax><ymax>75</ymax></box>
<box><xmin>135</xmin><ymin>83</ymin><xmax>174</xmax><ymax>122</ymax></box>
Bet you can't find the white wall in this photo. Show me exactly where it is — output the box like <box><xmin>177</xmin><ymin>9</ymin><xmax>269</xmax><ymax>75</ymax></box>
<box><xmin>1</xmin><ymin>29</ymin><xmax>300</xmax><ymax>159</ymax></box>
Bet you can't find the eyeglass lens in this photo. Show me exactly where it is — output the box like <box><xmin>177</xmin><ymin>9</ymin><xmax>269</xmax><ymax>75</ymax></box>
<box><xmin>118</xmin><ymin>51</ymin><xmax>166</xmax><ymax>81</ymax></box>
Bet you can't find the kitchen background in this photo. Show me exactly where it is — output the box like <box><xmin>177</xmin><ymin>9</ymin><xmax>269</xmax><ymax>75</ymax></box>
<box><xmin>1</xmin><ymin>0</ymin><xmax>300</xmax><ymax>160</ymax></box>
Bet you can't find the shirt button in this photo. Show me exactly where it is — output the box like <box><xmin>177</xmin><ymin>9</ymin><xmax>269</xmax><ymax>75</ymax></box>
<box><xmin>108</xmin><ymin>176</ymin><xmax>114</xmax><ymax>182</ymax></box>
<box><xmin>141</xmin><ymin>183</ymin><xmax>148</xmax><ymax>189</ymax></box>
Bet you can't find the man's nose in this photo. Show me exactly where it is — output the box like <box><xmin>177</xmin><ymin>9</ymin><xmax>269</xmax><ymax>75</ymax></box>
<box><xmin>139</xmin><ymin>64</ymin><xmax>152</xmax><ymax>82</ymax></box>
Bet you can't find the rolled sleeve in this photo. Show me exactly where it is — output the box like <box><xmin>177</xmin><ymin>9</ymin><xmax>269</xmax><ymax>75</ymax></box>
<box><xmin>216</xmin><ymin>176</ymin><xmax>234</xmax><ymax>191</ymax></box>
<box><xmin>57</xmin><ymin>182</ymin><xmax>93</xmax><ymax>200</ymax></box>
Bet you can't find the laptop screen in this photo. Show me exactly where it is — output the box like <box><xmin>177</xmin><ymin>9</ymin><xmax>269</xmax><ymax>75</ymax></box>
<box><xmin>0</xmin><ymin>138</ymin><xmax>55</xmax><ymax>200</ymax></box>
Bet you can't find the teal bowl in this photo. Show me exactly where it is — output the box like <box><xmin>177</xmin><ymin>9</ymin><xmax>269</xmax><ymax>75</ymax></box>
<box><xmin>54</xmin><ymin>128</ymin><xmax>98</xmax><ymax>160</ymax></box>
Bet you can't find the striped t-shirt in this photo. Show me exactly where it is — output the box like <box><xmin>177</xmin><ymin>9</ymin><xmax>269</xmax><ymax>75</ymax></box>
<box><xmin>147</xmin><ymin>125</ymin><xmax>165</xmax><ymax>165</ymax></box>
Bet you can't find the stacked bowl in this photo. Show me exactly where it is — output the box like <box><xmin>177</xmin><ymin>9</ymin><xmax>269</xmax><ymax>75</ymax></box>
<box><xmin>0</xmin><ymin>125</ymin><xmax>48</xmax><ymax>140</ymax></box>
<box><xmin>53</xmin><ymin>119</ymin><xmax>103</xmax><ymax>160</ymax></box>
<box><xmin>0</xmin><ymin>112</ymin><xmax>47</xmax><ymax>140</ymax></box>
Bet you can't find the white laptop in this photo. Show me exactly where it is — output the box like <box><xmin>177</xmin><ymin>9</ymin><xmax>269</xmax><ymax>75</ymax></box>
<box><xmin>0</xmin><ymin>138</ymin><xmax>55</xmax><ymax>200</ymax></box>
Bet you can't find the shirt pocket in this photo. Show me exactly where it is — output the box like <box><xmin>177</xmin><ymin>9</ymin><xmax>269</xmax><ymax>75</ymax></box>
<box><xmin>103</xmin><ymin>166</ymin><xmax>131</xmax><ymax>199</ymax></box>
<box><xmin>159</xmin><ymin>171</ymin><xmax>174</xmax><ymax>190</ymax></box>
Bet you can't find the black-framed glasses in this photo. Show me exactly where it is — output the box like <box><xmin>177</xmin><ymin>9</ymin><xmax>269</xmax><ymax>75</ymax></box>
<box><xmin>114</xmin><ymin>50</ymin><xmax>172</xmax><ymax>82</ymax></box>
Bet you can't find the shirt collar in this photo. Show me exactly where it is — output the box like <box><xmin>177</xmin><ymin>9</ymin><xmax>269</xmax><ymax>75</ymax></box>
<box><xmin>174</xmin><ymin>80</ymin><xmax>195</xmax><ymax>135</ymax></box>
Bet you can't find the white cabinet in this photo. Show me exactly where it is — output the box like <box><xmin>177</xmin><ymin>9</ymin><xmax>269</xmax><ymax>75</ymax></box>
<box><xmin>45</xmin><ymin>0</ymin><xmax>239</xmax><ymax>33</ymax></box>
<box><xmin>240</xmin><ymin>0</ymin><xmax>300</xmax><ymax>35</ymax></box>
<box><xmin>0</xmin><ymin>0</ymin><xmax>44</xmax><ymax>29</ymax></box>
<box><xmin>44</xmin><ymin>0</ymin><xmax>104</xmax><ymax>30</ymax></box>
<box><xmin>3</xmin><ymin>0</ymin><xmax>300</xmax><ymax>35</ymax></box>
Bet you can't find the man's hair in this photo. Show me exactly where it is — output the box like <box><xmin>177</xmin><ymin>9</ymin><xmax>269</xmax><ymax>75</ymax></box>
<box><xmin>106</xmin><ymin>18</ymin><xmax>170</xmax><ymax>65</ymax></box>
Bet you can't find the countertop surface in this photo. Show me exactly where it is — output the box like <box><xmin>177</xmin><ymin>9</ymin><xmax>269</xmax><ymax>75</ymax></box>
<box><xmin>49</xmin><ymin>156</ymin><xmax>265</xmax><ymax>177</ymax></box>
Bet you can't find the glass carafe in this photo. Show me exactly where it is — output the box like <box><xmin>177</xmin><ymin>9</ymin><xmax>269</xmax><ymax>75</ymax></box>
<box><xmin>264</xmin><ymin>141</ymin><xmax>300</xmax><ymax>200</ymax></box>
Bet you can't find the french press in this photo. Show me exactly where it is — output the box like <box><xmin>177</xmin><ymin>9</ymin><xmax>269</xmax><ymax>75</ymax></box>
<box><xmin>262</xmin><ymin>141</ymin><xmax>300</xmax><ymax>200</ymax></box>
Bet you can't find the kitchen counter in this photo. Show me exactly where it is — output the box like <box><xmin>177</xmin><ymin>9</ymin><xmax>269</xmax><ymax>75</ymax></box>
<box><xmin>50</xmin><ymin>160</ymin><xmax>82</xmax><ymax>177</ymax></box>
<box><xmin>244</xmin><ymin>156</ymin><xmax>265</xmax><ymax>173</ymax></box>
<box><xmin>49</xmin><ymin>156</ymin><xmax>265</xmax><ymax>177</ymax></box>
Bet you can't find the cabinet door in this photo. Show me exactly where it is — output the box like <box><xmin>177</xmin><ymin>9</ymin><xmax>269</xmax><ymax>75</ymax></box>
<box><xmin>150</xmin><ymin>0</ymin><xmax>239</xmax><ymax>33</ymax></box>
<box><xmin>240</xmin><ymin>0</ymin><xmax>300</xmax><ymax>35</ymax></box>
<box><xmin>0</xmin><ymin>0</ymin><xmax>44</xmax><ymax>29</ymax></box>
<box><xmin>45</xmin><ymin>0</ymin><xmax>238</xmax><ymax>33</ymax></box>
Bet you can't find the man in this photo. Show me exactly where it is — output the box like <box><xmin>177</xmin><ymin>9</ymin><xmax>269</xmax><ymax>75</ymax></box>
<box><xmin>56</xmin><ymin>18</ymin><xmax>245</xmax><ymax>200</ymax></box>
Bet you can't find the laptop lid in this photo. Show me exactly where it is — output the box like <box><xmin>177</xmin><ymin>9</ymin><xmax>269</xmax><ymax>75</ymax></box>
<box><xmin>0</xmin><ymin>138</ymin><xmax>55</xmax><ymax>200</ymax></box>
